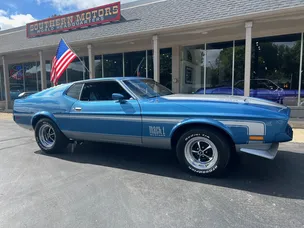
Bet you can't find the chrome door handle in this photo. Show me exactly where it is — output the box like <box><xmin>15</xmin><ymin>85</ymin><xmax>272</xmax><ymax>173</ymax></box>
<box><xmin>74</xmin><ymin>107</ymin><xmax>82</xmax><ymax>111</ymax></box>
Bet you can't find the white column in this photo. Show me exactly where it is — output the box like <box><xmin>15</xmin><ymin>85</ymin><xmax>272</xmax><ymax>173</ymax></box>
<box><xmin>244</xmin><ymin>21</ymin><xmax>253</xmax><ymax>97</ymax></box>
<box><xmin>39</xmin><ymin>51</ymin><xmax>47</xmax><ymax>90</ymax></box>
<box><xmin>87</xmin><ymin>44</ymin><xmax>95</xmax><ymax>79</ymax></box>
<box><xmin>172</xmin><ymin>46</ymin><xmax>180</xmax><ymax>93</ymax></box>
<box><xmin>2</xmin><ymin>56</ymin><xmax>10</xmax><ymax>110</ymax></box>
<box><xmin>152</xmin><ymin>35</ymin><xmax>160</xmax><ymax>82</ymax></box>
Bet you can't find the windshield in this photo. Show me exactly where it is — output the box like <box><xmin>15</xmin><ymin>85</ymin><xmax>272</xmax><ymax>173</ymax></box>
<box><xmin>250</xmin><ymin>79</ymin><xmax>280</xmax><ymax>90</ymax></box>
<box><xmin>123</xmin><ymin>78</ymin><xmax>173</xmax><ymax>98</ymax></box>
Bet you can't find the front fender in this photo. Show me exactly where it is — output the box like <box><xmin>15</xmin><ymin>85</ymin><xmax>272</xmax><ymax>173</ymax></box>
<box><xmin>170</xmin><ymin>118</ymin><xmax>235</xmax><ymax>143</ymax></box>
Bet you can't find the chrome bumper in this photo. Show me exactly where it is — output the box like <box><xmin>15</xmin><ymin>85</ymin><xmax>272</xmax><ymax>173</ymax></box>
<box><xmin>235</xmin><ymin>142</ymin><xmax>279</xmax><ymax>160</ymax></box>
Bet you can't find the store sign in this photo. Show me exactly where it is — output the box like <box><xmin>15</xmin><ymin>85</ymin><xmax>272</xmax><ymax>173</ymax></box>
<box><xmin>26</xmin><ymin>1</ymin><xmax>121</xmax><ymax>38</ymax></box>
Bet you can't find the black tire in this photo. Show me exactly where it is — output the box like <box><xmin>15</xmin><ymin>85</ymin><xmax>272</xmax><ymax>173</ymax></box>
<box><xmin>176</xmin><ymin>128</ymin><xmax>231</xmax><ymax>177</ymax></box>
<box><xmin>35</xmin><ymin>118</ymin><xmax>69</xmax><ymax>154</ymax></box>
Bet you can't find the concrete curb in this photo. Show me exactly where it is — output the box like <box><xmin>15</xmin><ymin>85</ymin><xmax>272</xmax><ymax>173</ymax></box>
<box><xmin>289</xmin><ymin>119</ymin><xmax>304</xmax><ymax>129</ymax></box>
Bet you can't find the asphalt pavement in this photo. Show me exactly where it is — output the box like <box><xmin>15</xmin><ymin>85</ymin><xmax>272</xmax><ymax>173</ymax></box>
<box><xmin>0</xmin><ymin>119</ymin><xmax>304</xmax><ymax>228</ymax></box>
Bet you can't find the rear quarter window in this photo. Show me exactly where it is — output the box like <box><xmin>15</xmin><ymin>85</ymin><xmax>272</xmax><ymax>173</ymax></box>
<box><xmin>66</xmin><ymin>83</ymin><xmax>84</xmax><ymax>100</ymax></box>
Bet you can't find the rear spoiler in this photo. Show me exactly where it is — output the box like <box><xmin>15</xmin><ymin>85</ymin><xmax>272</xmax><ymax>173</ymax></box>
<box><xmin>17</xmin><ymin>92</ymin><xmax>36</xmax><ymax>99</ymax></box>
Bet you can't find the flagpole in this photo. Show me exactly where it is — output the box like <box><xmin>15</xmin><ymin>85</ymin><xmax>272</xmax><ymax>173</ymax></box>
<box><xmin>133</xmin><ymin>57</ymin><xmax>145</xmax><ymax>75</ymax></box>
<box><xmin>61</xmin><ymin>37</ymin><xmax>91</xmax><ymax>74</ymax></box>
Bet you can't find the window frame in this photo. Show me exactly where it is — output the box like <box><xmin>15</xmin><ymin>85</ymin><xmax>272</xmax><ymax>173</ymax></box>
<box><xmin>77</xmin><ymin>79</ymin><xmax>136</xmax><ymax>102</ymax></box>
<box><xmin>64</xmin><ymin>82</ymin><xmax>84</xmax><ymax>100</ymax></box>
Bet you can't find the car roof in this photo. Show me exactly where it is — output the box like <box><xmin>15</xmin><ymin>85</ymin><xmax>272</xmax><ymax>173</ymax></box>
<box><xmin>71</xmin><ymin>76</ymin><xmax>153</xmax><ymax>84</ymax></box>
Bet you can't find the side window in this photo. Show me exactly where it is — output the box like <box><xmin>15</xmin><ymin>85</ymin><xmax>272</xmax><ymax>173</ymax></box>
<box><xmin>80</xmin><ymin>81</ymin><xmax>132</xmax><ymax>101</ymax></box>
<box><xmin>66</xmin><ymin>83</ymin><xmax>84</xmax><ymax>100</ymax></box>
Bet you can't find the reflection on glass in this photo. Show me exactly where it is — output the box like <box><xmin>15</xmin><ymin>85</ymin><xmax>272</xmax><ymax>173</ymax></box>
<box><xmin>251</xmin><ymin>33</ymin><xmax>302</xmax><ymax>105</ymax></box>
<box><xmin>0</xmin><ymin>67</ymin><xmax>4</xmax><ymax>101</ymax></box>
<box><xmin>180</xmin><ymin>44</ymin><xmax>205</xmax><ymax>93</ymax></box>
<box><xmin>147</xmin><ymin>50</ymin><xmax>153</xmax><ymax>79</ymax></box>
<box><xmin>104</xmin><ymin>53</ymin><xmax>123</xmax><ymax>77</ymax></box>
<box><xmin>301</xmin><ymin>40</ymin><xmax>304</xmax><ymax>106</ymax></box>
<box><xmin>234</xmin><ymin>40</ymin><xmax>245</xmax><ymax>86</ymax></box>
<box><xmin>9</xmin><ymin>63</ymin><xmax>24</xmax><ymax>100</ymax></box>
<box><xmin>95</xmin><ymin>55</ymin><xmax>102</xmax><ymax>78</ymax></box>
<box><xmin>24</xmin><ymin>62</ymin><xmax>39</xmax><ymax>92</ymax></box>
<box><xmin>160</xmin><ymin>48</ymin><xmax>172</xmax><ymax>90</ymax></box>
<box><xmin>57</xmin><ymin>71</ymin><xmax>67</xmax><ymax>84</ymax></box>
<box><xmin>205</xmin><ymin>42</ymin><xmax>233</xmax><ymax>95</ymax></box>
<box><xmin>83</xmin><ymin>56</ymin><xmax>90</xmax><ymax>80</ymax></box>
<box><xmin>45</xmin><ymin>60</ymin><xmax>52</xmax><ymax>88</ymax></box>
<box><xmin>124</xmin><ymin>51</ymin><xmax>146</xmax><ymax>77</ymax></box>
<box><xmin>67</xmin><ymin>58</ymin><xmax>84</xmax><ymax>82</ymax></box>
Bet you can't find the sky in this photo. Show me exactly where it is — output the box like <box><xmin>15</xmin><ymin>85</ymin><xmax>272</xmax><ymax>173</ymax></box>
<box><xmin>0</xmin><ymin>0</ymin><xmax>138</xmax><ymax>30</ymax></box>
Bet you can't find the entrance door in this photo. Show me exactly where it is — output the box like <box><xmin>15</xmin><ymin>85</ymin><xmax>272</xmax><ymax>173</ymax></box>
<box><xmin>67</xmin><ymin>80</ymin><xmax>142</xmax><ymax>145</ymax></box>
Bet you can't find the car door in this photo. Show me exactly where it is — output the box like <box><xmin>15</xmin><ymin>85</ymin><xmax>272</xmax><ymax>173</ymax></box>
<box><xmin>66</xmin><ymin>80</ymin><xmax>142</xmax><ymax>145</ymax></box>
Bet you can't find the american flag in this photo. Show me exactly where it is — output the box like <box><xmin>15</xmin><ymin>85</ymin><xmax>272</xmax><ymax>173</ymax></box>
<box><xmin>50</xmin><ymin>39</ymin><xmax>77</xmax><ymax>85</ymax></box>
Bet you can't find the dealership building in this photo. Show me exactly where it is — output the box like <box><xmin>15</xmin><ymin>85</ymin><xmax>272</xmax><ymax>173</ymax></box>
<box><xmin>1</xmin><ymin>0</ymin><xmax>304</xmax><ymax>116</ymax></box>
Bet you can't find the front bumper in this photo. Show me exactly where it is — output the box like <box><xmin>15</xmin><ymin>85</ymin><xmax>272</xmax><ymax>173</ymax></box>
<box><xmin>235</xmin><ymin>142</ymin><xmax>279</xmax><ymax>160</ymax></box>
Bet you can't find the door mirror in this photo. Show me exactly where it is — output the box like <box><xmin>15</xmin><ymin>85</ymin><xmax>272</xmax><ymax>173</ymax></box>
<box><xmin>112</xmin><ymin>93</ymin><xmax>125</xmax><ymax>102</ymax></box>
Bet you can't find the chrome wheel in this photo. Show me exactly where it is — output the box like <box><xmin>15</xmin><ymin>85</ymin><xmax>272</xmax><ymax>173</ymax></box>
<box><xmin>38</xmin><ymin>123</ymin><xmax>56</xmax><ymax>149</ymax></box>
<box><xmin>184</xmin><ymin>136</ymin><xmax>218</xmax><ymax>170</ymax></box>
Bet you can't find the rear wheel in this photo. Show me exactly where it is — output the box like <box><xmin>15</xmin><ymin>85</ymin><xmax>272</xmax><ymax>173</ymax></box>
<box><xmin>176</xmin><ymin>128</ymin><xmax>231</xmax><ymax>177</ymax></box>
<box><xmin>35</xmin><ymin>118</ymin><xmax>69</xmax><ymax>154</ymax></box>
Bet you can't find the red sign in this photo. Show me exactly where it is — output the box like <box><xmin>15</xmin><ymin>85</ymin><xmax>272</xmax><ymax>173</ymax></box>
<box><xmin>26</xmin><ymin>2</ymin><xmax>121</xmax><ymax>38</ymax></box>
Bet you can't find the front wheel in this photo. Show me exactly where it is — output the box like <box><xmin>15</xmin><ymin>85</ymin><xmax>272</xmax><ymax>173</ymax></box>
<box><xmin>35</xmin><ymin>118</ymin><xmax>69</xmax><ymax>154</ymax></box>
<box><xmin>176</xmin><ymin>128</ymin><xmax>231</xmax><ymax>177</ymax></box>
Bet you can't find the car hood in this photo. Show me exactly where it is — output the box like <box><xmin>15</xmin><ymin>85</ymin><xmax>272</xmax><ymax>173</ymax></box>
<box><xmin>162</xmin><ymin>94</ymin><xmax>290</xmax><ymax>117</ymax></box>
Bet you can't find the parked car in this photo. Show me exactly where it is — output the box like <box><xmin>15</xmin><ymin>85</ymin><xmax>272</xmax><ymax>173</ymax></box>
<box><xmin>13</xmin><ymin>77</ymin><xmax>293</xmax><ymax>177</ymax></box>
<box><xmin>196</xmin><ymin>79</ymin><xmax>304</xmax><ymax>106</ymax></box>
<box><xmin>0</xmin><ymin>84</ymin><xmax>38</xmax><ymax>100</ymax></box>
<box><xmin>196</xmin><ymin>79</ymin><xmax>286</xmax><ymax>103</ymax></box>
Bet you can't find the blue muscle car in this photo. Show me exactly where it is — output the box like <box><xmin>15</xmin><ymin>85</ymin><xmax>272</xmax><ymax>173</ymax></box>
<box><xmin>13</xmin><ymin>77</ymin><xmax>293</xmax><ymax>177</ymax></box>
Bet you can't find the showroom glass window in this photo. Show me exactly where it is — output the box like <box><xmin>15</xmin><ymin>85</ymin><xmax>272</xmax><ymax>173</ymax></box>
<box><xmin>233</xmin><ymin>40</ymin><xmax>245</xmax><ymax>95</ymax></box>
<box><xmin>24</xmin><ymin>62</ymin><xmax>39</xmax><ymax>92</ymax></box>
<box><xmin>160</xmin><ymin>48</ymin><xmax>172</xmax><ymax>90</ymax></box>
<box><xmin>181</xmin><ymin>42</ymin><xmax>238</xmax><ymax>94</ymax></box>
<box><xmin>8</xmin><ymin>62</ymin><xmax>41</xmax><ymax>99</ymax></box>
<box><xmin>250</xmin><ymin>33</ymin><xmax>302</xmax><ymax>106</ymax></box>
<box><xmin>67</xmin><ymin>57</ymin><xmax>85</xmax><ymax>82</ymax></box>
<box><xmin>103</xmin><ymin>53</ymin><xmax>123</xmax><ymax>77</ymax></box>
<box><xmin>180</xmin><ymin>44</ymin><xmax>206</xmax><ymax>94</ymax></box>
<box><xmin>205</xmin><ymin>42</ymin><xmax>233</xmax><ymax>95</ymax></box>
<box><xmin>9</xmin><ymin>63</ymin><xmax>25</xmax><ymax>99</ymax></box>
<box><xmin>45</xmin><ymin>60</ymin><xmax>52</xmax><ymax>88</ymax></box>
<box><xmin>301</xmin><ymin>34</ymin><xmax>304</xmax><ymax>106</ymax></box>
<box><xmin>57</xmin><ymin>71</ymin><xmax>67</xmax><ymax>84</ymax></box>
<box><xmin>0</xmin><ymin>67</ymin><xmax>4</xmax><ymax>101</ymax></box>
<box><xmin>95</xmin><ymin>55</ymin><xmax>103</xmax><ymax>78</ymax></box>
<box><xmin>147</xmin><ymin>50</ymin><xmax>154</xmax><ymax>79</ymax></box>
<box><xmin>83</xmin><ymin>56</ymin><xmax>90</xmax><ymax>80</ymax></box>
<box><xmin>124</xmin><ymin>51</ymin><xmax>146</xmax><ymax>77</ymax></box>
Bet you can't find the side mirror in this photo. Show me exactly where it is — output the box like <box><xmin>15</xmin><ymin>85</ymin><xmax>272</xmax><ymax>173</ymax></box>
<box><xmin>112</xmin><ymin>93</ymin><xmax>125</xmax><ymax>102</ymax></box>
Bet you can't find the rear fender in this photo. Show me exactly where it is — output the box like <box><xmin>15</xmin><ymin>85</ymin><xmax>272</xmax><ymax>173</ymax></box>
<box><xmin>170</xmin><ymin>118</ymin><xmax>235</xmax><ymax>143</ymax></box>
<box><xmin>31</xmin><ymin>111</ymin><xmax>58</xmax><ymax>128</ymax></box>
